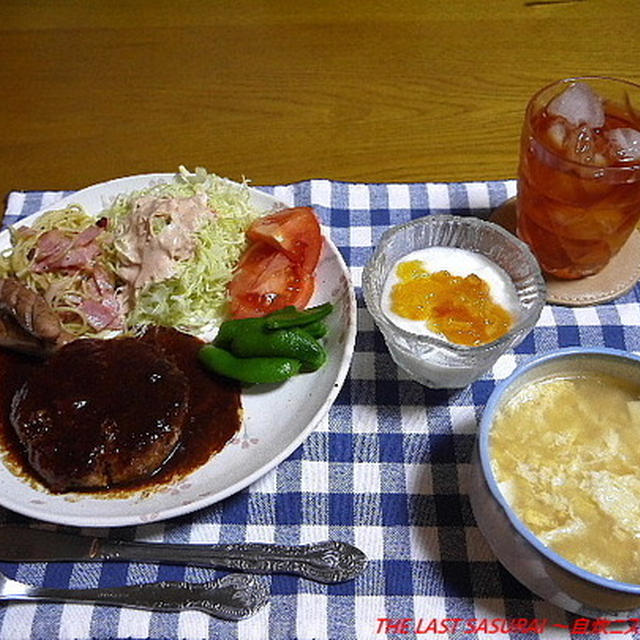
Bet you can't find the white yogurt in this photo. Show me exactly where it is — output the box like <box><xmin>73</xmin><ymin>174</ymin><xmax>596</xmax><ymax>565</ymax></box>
<box><xmin>381</xmin><ymin>246</ymin><xmax>522</xmax><ymax>339</ymax></box>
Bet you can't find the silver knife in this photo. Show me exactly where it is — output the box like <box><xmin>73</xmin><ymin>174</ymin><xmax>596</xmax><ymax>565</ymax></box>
<box><xmin>0</xmin><ymin>526</ymin><xmax>367</xmax><ymax>584</ymax></box>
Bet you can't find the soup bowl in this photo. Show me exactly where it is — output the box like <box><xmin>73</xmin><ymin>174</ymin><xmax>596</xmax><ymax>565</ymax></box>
<box><xmin>470</xmin><ymin>347</ymin><xmax>640</xmax><ymax>618</ymax></box>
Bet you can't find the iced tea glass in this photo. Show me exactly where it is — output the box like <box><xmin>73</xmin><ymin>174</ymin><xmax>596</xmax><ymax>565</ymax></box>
<box><xmin>517</xmin><ymin>77</ymin><xmax>640</xmax><ymax>279</ymax></box>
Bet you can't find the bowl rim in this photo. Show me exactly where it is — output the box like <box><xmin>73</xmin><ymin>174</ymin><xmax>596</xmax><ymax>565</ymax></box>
<box><xmin>362</xmin><ymin>213</ymin><xmax>547</xmax><ymax>354</ymax></box>
<box><xmin>479</xmin><ymin>346</ymin><xmax>640</xmax><ymax>594</ymax></box>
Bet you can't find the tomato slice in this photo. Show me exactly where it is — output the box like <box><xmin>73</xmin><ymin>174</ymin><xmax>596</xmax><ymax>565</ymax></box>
<box><xmin>229</xmin><ymin>241</ymin><xmax>315</xmax><ymax>318</ymax></box>
<box><xmin>246</xmin><ymin>207</ymin><xmax>322</xmax><ymax>274</ymax></box>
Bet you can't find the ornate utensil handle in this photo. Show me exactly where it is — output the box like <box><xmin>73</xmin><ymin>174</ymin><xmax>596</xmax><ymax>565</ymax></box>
<box><xmin>12</xmin><ymin>574</ymin><xmax>267</xmax><ymax>620</ymax></box>
<box><xmin>102</xmin><ymin>539</ymin><xmax>367</xmax><ymax>584</ymax></box>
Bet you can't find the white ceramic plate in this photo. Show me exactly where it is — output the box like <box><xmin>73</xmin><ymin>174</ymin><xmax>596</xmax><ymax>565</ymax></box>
<box><xmin>0</xmin><ymin>173</ymin><xmax>356</xmax><ymax>527</ymax></box>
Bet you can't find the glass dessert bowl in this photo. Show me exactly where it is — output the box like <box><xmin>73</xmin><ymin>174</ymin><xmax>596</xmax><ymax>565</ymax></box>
<box><xmin>362</xmin><ymin>214</ymin><xmax>546</xmax><ymax>388</ymax></box>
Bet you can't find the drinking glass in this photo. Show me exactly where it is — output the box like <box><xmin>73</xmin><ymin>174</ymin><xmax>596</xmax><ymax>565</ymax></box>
<box><xmin>517</xmin><ymin>76</ymin><xmax>640</xmax><ymax>280</ymax></box>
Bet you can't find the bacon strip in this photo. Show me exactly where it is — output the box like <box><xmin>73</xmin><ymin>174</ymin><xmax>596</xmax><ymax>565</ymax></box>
<box><xmin>33</xmin><ymin>225</ymin><xmax>104</xmax><ymax>273</ymax></box>
<box><xmin>80</xmin><ymin>299</ymin><xmax>123</xmax><ymax>331</ymax></box>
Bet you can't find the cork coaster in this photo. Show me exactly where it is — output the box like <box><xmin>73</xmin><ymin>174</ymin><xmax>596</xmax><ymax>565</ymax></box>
<box><xmin>489</xmin><ymin>197</ymin><xmax>640</xmax><ymax>306</ymax></box>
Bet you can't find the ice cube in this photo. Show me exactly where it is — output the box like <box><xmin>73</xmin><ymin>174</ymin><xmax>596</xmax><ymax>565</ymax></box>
<box><xmin>566</xmin><ymin>124</ymin><xmax>596</xmax><ymax>164</ymax></box>
<box><xmin>546</xmin><ymin>118</ymin><xmax>567</xmax><ymax>149</ymax></box>
<box><xmin>606</xmin><ymin>127</ymin><xmax>640</xmax><ymax>162</ymax></box>
<box><xmin>547</xmin><ymin>82</ymin><xmax>605</xmax><ymax>128</ymax></box>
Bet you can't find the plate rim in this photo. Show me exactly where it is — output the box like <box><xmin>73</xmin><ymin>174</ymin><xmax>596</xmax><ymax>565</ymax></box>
<box><xmin>0</xmin><ymin>171</ymin><xmax>357</xmax><ymax>527</ymax></box>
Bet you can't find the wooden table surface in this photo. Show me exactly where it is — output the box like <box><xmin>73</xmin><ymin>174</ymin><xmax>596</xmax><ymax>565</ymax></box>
<box><xmin>2</xmin><ymin>0</ymin><xmax>640</xmax><ymax>203</ymax></box>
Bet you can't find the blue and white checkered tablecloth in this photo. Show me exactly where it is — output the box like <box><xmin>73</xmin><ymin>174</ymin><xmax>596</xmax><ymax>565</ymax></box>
<box><xmin>1</xmin><ymin>179</ymin><xmax>640</xmax><ymax>640</ymax></box>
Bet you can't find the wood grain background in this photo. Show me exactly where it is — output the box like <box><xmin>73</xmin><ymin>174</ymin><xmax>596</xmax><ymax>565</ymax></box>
<box><xmin>1</xmin><ymin>0</ymin><xmax>639</xmax><ymax>201</ymax></box>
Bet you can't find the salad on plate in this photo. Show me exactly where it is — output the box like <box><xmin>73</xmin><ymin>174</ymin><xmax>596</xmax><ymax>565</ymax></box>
<box><xmin>0</xmin><ymin>166</ymin><xmax>326</xmax><ymax>347</ymax></box>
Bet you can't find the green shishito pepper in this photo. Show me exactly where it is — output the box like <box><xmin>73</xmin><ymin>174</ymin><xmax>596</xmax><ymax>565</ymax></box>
<box><xmin>264</xmin><ymin>302</ymin><xmax>333</xmax><ymax>330</ymax></box>
<box><xmin>199</xmin><ymin>303</ymin><xmax>333</xmax><ymax>384</ymax></box>
<box><xmin>230</xmin><ymin>326</ymin><xmax>326</xmax><ymax>371</ymax></box>
<box><xmin>303</xmin><ymin>320</ymin><xmax>328</xmax><ymax>339</ymax></box>
<box><xmin>213</xmin><ymin>316</ymin><xmax>266</xmax><ymax>350</ymax></box>
<box><xmin>199</xmin><ymin>346</ymin><xmax>302</xmax><ymax>384</ymax></box>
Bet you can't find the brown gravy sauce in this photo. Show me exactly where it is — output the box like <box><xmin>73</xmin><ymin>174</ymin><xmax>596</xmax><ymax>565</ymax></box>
<box><xmin>0</xmin><ymin>326</ymin><xmax>242</xmax><ymax>496</ymax></box>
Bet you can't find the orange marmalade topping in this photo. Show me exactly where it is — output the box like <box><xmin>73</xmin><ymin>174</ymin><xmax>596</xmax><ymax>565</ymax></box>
<box><xmin>390</xmin><ymin>260</ymin><xmax>513</xmax><ymax>346</ymax></box>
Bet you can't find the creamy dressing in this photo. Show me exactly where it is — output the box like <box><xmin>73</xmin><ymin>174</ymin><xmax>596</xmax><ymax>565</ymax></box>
<box><xmin>381</xmin><ymin>247</ymin><xmax>521</xmax><ymax>340</ymax></box>
<box><xmin>116</xmin><ymin>193</ymin><xmax>215</xmax><ymax>292</ymax></box>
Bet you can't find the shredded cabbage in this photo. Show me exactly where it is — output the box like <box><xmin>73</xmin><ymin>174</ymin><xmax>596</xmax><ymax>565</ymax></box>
<box><xmin>105</xmin><ymin>167</ymin><xmax>264</xmax><ymax>334</ymax></box>
<box><xmin>0</xmin><ymin>168</ymin><xmax>265</xmax><ymax>339</ymax></box>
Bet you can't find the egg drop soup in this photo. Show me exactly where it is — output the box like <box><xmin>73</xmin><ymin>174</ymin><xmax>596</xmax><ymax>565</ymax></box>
<box><xmin>491</xmin><ymin>371</ymin><xmax>640</xmax><ymax>584</ymax></box>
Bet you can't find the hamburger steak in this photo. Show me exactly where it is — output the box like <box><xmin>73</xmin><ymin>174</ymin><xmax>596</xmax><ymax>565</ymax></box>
<box><xmin>10</xmin><ymin>336</ymin><xmax>189</xmax><ymax>492</ymax></box>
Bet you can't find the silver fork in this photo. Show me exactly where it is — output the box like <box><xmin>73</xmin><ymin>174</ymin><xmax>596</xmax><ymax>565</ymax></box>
<box><xmin>0</xmin><ymin>571</ymin><xmax>268</xmax><ymax>620</ymax></box>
